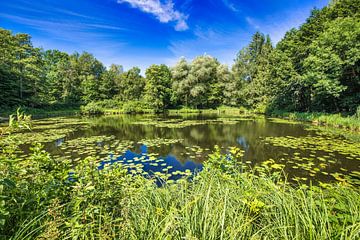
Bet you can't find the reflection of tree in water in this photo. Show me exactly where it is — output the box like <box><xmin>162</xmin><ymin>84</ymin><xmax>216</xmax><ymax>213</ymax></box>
<box><xmin>82</xmin><ymin>114</ymin><xmax>311</xmax><ymax>166</ymax></box>
<box><xmin>237</xmin><ymin>137</ymin><xmax>248</xmax><ymax>150</ymax></box>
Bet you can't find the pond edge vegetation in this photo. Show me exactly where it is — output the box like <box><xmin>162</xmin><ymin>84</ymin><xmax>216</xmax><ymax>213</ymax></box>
<box><xmin>1</xmin><ymin>112</ymin><xmax>360</xmax><ymax>239</ymax></box>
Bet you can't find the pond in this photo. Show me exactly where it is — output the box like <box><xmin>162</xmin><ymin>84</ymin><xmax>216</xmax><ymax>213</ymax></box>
<box><xmin>13</xmin><ymin>113</ymin><xmax>360</xmax><ymax>186</ymax></box>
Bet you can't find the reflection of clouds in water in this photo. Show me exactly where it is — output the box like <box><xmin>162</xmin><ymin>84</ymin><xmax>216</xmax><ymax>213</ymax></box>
<box><xmin>55</xmin><ymin>138</ymin><xmax>64</xmax><ymax>146</ymax></box>
<box><xmin>140</xmin><ymin>144</ymin><xmax>148</xmax><ymax>154</ymax></box>
<box><xmin>237</xmin><ymin>136</ymin><xmax>249</xmax><ymax>150</ymax></box>
<box><xmin>98</xmin><ymin>145</ymin><xmax>203</xmax><ymax>184</ymax></box>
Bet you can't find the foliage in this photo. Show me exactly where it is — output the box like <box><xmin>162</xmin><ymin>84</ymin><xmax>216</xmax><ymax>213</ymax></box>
<box><xmin>0</xmin><ymin>0</ymin><xmax>359</xmax><ymax>120</ymax></box>
<box><xmin>1</xmin><ymin>133</ymin><xmax>359</xmax><ymax>239</ymax></box>
<box><xmin>117</xmin><ymin>67</ymin><xmax>145</xmax><ymax>101</ymax></box>
<box><xmin>270</xmin><ymin>110</ymin><xmax>360</xmax><ymax>131</ymax></box>
<box><xmin>122</xmin><ymin>101</ymin><xmax>151</xmax><ymax>114</ymax></box>
<box><xmin>7</xmin><ymin>108</ymin><xmax>32</xmax><ymax>133</ymax></box>
<box><xmin>144</xmin><ymin>64</ymin><xmax>172</xmax><ymax>112</ymax></box>
<box><xmin>171</xmin><ymin>55</ymin><xmax>228</xmax><ymax>108</ymax></box>
<box><xmin>80</xmin><ymin>102</ymin><xmax>105</xmax><ymax>115</ymax></box>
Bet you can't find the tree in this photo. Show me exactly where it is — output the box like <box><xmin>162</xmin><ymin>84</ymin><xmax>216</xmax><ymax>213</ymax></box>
<box><xmin>42</xmin><ymin>50</ymin><xmax>70</xmax><ymax>104</ymax></box>
<box><xmin>78</xmin><ymin>52</ymin><xmax>105</xmax><ymax>103</ymax></box>
<box><xmin>144</xmin><ymin>64</ymin><xmax>172</xmax><ymax>112</ymax></box>
<box><xmin>100</xmin><ymin>64</ymin><xmax>123</xmax><ymax>100</ymax></box>
<box><xmin>185</xmin><ymin>55</ymin><xmax>222</xmax><ymax>108</ymax></box>
<box><xmin>232</xmin><ymin>32</ymin><xmax>273</xmax><ymax>109</ymax></box>
<box><xmin>303</xmin><ymin>17</ymin><xmax>360</xmax><ymax>112</ymax></box>
<box><xmin>171</xmin><ymin>58</ymin><xmax>191</xmax><ymax>106</ymax></box>
<box><xmin>117</xmin><ymin>67</ymin><xmax>145</xmax><ymax>101</ymax></box>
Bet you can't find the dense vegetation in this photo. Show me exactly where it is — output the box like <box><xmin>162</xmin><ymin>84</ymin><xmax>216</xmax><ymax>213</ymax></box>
<box><xmin>1</xmin><ymin>1</ymin><xmax>360</xmax><ymax>238</ymax></box>
<box><xmin>1</xmin><ymin>0</ymin><xmax>359</xmax><ymax>115</ymax></box>
<box><xmin>0</xmin><ymin>115</ymin><xmax>359</xmax><ymax>239</ymax></box>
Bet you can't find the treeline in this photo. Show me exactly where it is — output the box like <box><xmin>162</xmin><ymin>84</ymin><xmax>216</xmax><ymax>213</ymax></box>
<box><xmin>0</xmin><ymin>0</ymin><xmax>359</xmax><ymax>113</ymax></box>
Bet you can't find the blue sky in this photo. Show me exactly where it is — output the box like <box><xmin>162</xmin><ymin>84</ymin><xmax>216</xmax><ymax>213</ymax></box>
<box><xmin>1</xmin><ymin>0</ymin><xmax>329</xmax><ymax>72</ymax></box>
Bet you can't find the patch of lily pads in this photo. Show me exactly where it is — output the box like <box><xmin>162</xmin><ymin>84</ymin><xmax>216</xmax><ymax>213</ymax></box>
<box><xmin>54</xmin><ymin>135</ymin><xmax>134</xmax><ymax>160</ymax></box>
<box><xmin>138</xmin><ymin>138</ymin><xmax>183</xmax><ymax>147</ymax></box>
<box><xmin>264</xmin><ymin>135</ymin><xmax>360</xmax><ymax>157</ymax></box>
<box><xmin>0</xmin><ymin>117</ymin><xmax>90</xmax><ymax>145</ymax></box>
<box><xmin>132</xmin><ymin>117</ymin><xmax>257</xmax><ymax>129</ymax></box>
<box><xmin>262</xmin><ymin>135</ymin><xmax>360</xmax><ymax>186</ymax></box>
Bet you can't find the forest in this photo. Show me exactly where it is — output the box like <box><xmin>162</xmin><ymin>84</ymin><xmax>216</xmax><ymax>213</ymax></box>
<box><xmin>1</xmin><ymin>0</ymin><xmax>359</xmax><ymax>115</ymax></box>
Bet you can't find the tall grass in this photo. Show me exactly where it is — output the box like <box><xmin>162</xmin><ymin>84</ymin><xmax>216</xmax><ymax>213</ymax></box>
<box><xmin>1</xmin><ymin>145</ymin><xmax>359</xmax><ymax>239</ymax></box>
<box><xmin>270</xmin><ymin>110</ymin><xmax>360</xmax><ymax>131</ymax></box>
<box><xmin>1</xmin><ymin>112</ymin><xmax>359</xmax><ymax>239</ymax></box>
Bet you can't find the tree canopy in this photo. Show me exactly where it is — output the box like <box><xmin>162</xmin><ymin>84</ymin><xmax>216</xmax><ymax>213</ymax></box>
<box><xmin>0</xmin><ymin>0</ymin><xmax>359</xmax><ymax>113</ymax></box>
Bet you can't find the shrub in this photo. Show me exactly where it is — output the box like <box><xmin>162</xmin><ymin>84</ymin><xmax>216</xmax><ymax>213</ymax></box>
<box><xmin>94</xmin><ymin>99</ymin><xmax>122</xmax><ymax>109</ymax></box>
<box><xmin>80</xmin><ymin>102</ymin><xmax>104</xmax><ymax>115</ymax></box>
<box><xmin>122</xmin><ymin>101</ymin><xmax>150</xmax><ymax>114</ymax></box>
<box><xmin>355</xmin><ymin>106</ymin><xmax>360</xmax><ymax>119</ymax></box>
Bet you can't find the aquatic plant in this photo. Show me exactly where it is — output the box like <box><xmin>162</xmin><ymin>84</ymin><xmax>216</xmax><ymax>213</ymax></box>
<box><xmin>270</xmin><ymin>110</ymin><xmax>360</xmax><ymax>131</ymax></box>
<box><xmin>1</xmin><ymin>142</ymin><xmax>359</xmax><ymax>239</ymax></box>
<box><xmin>80</xmin><ymin>102</ymin><xmax>105</xmax><ymax>115</ymax></box>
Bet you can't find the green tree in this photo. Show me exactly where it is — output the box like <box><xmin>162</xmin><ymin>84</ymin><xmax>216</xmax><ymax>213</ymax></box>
<box><xmin>171</xmin><ymin>58</ymin><xmax>191</xmax><ymax>106</ymax></box>
<box><xmin>144</xmin><ymin>64</ymin><xmax>172</xmax><ymax>112</ymax></box>
<box><xmin>117</xmin><ymin>67</ymin><xmax>145</xmax><ymax>101</ymax></box>
<box><xmin>42</xmin><ymin>50</ymin><xmax>70</xmax><ymax>104</ymax></box>
<box><xmin>78</xmin><ymin>52</ymin><xmax>105</xmax><ymax>103</ymax></box>
<box><xmin>100</xmin><ymin>64</ymin><xmax>123</xmax><ymax>100</ymax></box>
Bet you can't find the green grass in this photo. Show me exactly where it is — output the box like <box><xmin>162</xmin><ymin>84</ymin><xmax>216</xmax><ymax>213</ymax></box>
<box><xmin>1</xmin><ymin>142</ymin><xmax>359</xmax><ymax>239</ymax></box>
<box><xmin>168</xmin><ymin>106</ymin><xmax>252</xmax><ymax>115</ymax></box>
<box><xmin>1</xmin><ymin>110</ymin><xmax>359</xmax><ymax>239</ymax></box>
<box><xmin>270</xmin><ymin>110</ymin><xmax>360</xmax><ymax>131</ymax></box>
<box><xmin>0</xmin><ymin>106</ymin><xmax>80</xmax><ymax>120</ymax></box>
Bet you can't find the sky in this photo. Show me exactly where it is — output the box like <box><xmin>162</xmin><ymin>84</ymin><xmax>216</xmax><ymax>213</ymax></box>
<box><xmin>0</xmin><ymin>0</ymin><xmax>329</xmax><ymax>72</ymax></box>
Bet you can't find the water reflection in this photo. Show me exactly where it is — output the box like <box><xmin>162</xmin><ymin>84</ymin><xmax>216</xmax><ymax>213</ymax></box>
<box><xmin>98</xmin><ymin>145</ymin><xmax>203</xmax><ymax>184</ymax></box>
<box><xmin>55</xmin><ymin>138</ymin><xmax>64</xmax><ymax>147</ymax></box>
<box><xmin>45</xmin><ymin>113</ymin><xmax>359</xmax><ymax>185</ymax></box>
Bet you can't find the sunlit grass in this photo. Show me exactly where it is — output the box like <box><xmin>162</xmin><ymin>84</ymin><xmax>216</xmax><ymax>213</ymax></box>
<box><xmin>2</xmin><ymin>145</ymin><xmax>359</xmax><ymax>239</ymax></box>
<box><xmin>271</xmin><ymin>110</ymin><xmax>360</xmax><ymax>131</ymax></box>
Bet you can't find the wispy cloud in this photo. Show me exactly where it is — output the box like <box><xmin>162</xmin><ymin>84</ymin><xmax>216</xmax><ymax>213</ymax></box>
<box><xmin>168</xmin><ymin>26</ymin><xmax>251</xmax><ymax>67</ymax></box>
<box><xmin>221</xmin><ymin>0</ymin><xmax>239</xmax><ymax>12</ymax></box>
<box><xmin>0</xmin><ymin>14</ymin><xmax>128</xmax><ymax>32</ymax></box>
<box><xmin>117</xmin><ymin>0</ymin><xmax>188</xmax><ymax>31</ymax></box>
<box><xmin>245</xmin><ymin>17</ymin><xmax>260</xmax><ymax>30</ymax></box>
<box><xmin>245</xmin><ymin>6</ymin><xmax>321</xmax><ymax>43</ymax></box>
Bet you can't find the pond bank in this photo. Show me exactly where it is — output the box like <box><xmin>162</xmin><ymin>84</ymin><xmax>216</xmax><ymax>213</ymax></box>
<box><xmin>1</xmin><ymin>140</ymin><xmax>359</xmax><ymax>239</ymax></box>
<box><xmin>1</xmin><ymin>111</ymin><xmax>360</xmax><ymax>239</ymax></box>
<box><xmin>0</xmin><ymin>107</ymin><xmax>80</xmax><ymax>122</ymax></box>
<box><xmin>2</xmin><ymin>105</ymin><xmax>360</xmax><ymax>132</ymax></box>
<box><xmin>270</xmin><ymin>110</ymin><xmax>360</xmax><ymax>132</ymax></box>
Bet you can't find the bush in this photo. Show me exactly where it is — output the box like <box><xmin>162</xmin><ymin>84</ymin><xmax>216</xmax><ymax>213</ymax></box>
<box><xmin>122</xmin><ymin>101</ymin><xmax>151</xmax><ymax>114</ymax></box>
<box><xmin>80</xmin><ymin>102</ymin><xmax>104</xmax><ymax>115</ymax></box>
<box><xmin>355</xmin><ymin>106</ymin><xmax>360</xmax><ymax>119</ymax></box>
<box><xmin>2</xmin><ymin>142</ymin><xmax>360</xmax><ymax>239</ymax></box>
<box><xmin>93</xmin><ymin>99</ymin><xmax>122</xmax><ymax>109</ymax></box>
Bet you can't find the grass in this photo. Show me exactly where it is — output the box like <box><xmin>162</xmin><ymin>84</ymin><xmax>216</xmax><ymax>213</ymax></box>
<box><xmin>1</xmin><ymin>140</ymin><xmax>359</xmax><ymax>239</ymax></box>
<box><xmin>0</xmin><ymin>106</ymin><xmax>80</xmax><ymax>120</ymax></box>
<box><xmin>270</xmin><ymin>110</ymin><xmax>360</xmax><ymax>131</ymax></box>
<box><xmin>168</xmin><ymin>106</ymin><xmax>252</xmax><ymax>115</ymax></box>
<box><xmin>1</xmin><ymin>110</ymin><xmax>360</xmax><ymax>239</ymax></box>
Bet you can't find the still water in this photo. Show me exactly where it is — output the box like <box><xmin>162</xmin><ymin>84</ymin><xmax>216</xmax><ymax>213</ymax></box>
<box><xmin>39</xmin><ymin>114</ymin><xmax>359</xmax><ymax>185</ymax></box>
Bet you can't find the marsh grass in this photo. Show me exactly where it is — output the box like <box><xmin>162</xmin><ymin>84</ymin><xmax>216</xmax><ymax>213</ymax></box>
<box><xmin>1</xmin><ymin>144</ymin><xmax>359</xmax><ymax>239</ymax></box>
<box><xmin>169</xmin><ymin>106</ymin><xmax>252</xmax><ymax>115</ymax></box>
<box><xmin>271</xmin><ymin>110</ymin><xmax>360</xmax><ymax>131</ymax></box>
<box><xmin>1</xmin><ymin>113</ymin><xmax>360</xmax><ymax>239</ymax></box>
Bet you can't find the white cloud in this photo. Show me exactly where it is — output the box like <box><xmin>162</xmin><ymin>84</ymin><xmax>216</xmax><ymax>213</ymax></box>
<box><xmin>168</xmin><ymin>26</ymin><xmax>251</xmax><ymax>67</ymax></box>
<box><xmin>244</xmin><ymin>1</ymin><xmax>329</xmax><ymax>43</ymax></box>
<box><xmin>118</xmin><ymin>0</ymin><xmax>188</xmax><ymax>31</ymax></box>
<box><xmin>222</xmin><ymin>0</ymin><xmax>239</xmax><ymax>12</ymax></box>
<box><xmin>245</xmin><ymin>17</ymin><xmax>260</xmax><ymax>30</ymax></box>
